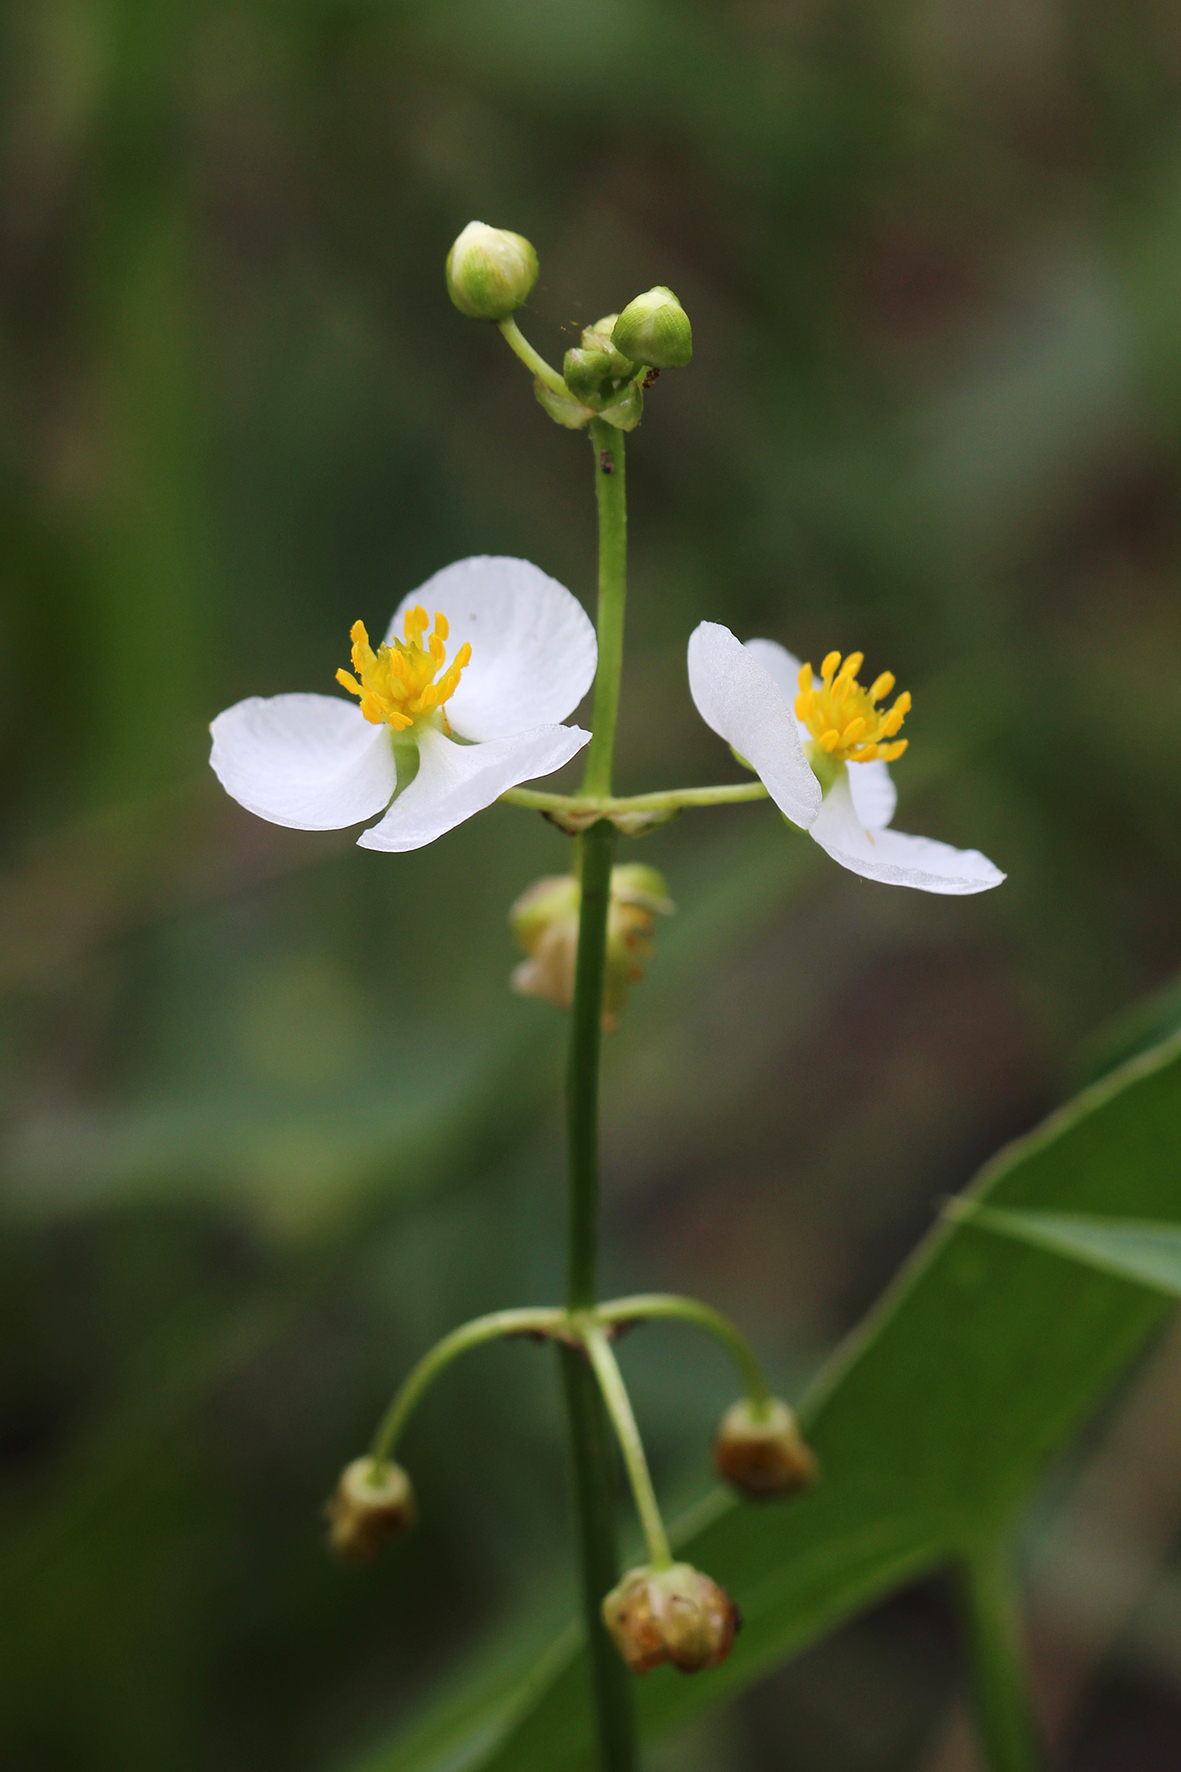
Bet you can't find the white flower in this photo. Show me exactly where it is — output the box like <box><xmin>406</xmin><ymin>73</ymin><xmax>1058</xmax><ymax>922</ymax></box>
<box><xmin>211</xmin><ymin>557</ymin><xmax>596</xmax><ymax>853</ymax></box>
<box><xmin>687</xmin><ymin>622</ymin><xmax>1004</xmax><ymax>894</ymax></box>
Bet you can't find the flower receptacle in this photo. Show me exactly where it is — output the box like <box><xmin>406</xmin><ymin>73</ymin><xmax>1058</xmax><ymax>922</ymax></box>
<box><xmin>713</xmin><ymin>1397</ymin><xmax>818</xmax><ymax>1499</ymax></box>
<box><xmin>325</xmin><ymin>1456</ymin><xmax>416</xmax><ymax>1561</ymax></box>
<box><xmin>446</xmin><ymin>221</ymin><xmax>539</xmax><ymax>320</ymax></box>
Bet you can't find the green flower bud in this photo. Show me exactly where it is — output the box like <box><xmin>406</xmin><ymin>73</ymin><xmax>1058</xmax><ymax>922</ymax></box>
<box><xmin>533</xmin><ymin>377</ymin><xmax>594</xmax><ymax>430</ymax></box>
<box><xmin>713</xmin><ymin>1398</ymin><xmax>818</xmax><ymax>1499</ymax></box>
<box><xmin>602</xmin><ymin>1562</ymin><xmax>740</xmax><ymax>1674</ymax></box>
<box><xmin>611</xmin><ymin>286</ymin><xmax>692</xmax><ymax>368</ymax></box>
<box><xmin>324</xmin><ymin>1456</ymin><xmax>416</xmax><ymax>1561</ymax></box>
<box><xmin>445</xmin><ymin>221</ymin><xmax>538</xmax><ymax>321</ymax></box>
<box><xmin>598</xmin><ymin>378</ymin><xmax>643</xmax><ymax>432</ymax></box>
<box><xmin>581</xmin><ymin>315</ymin><xmax>636</xmax><ymax>378</ymax></box>
<box><xmin>563</xmin><ymin>347</ymin><xmax>614</xmax><ymax>399</ymax></box>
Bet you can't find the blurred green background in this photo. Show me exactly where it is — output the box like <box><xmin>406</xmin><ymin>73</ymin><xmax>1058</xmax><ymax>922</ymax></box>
<box><xmin>3</xmin><ymin>2</ymin><xmax>1181</xmax><ymax>1768</ymax></box>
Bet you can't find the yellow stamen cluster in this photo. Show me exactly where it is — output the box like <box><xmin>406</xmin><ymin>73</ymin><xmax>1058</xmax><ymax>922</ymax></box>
<box><xmin>336</xmin><ymin>607</ymin><xmax>471</xmax><ymax>733</ymax></box>
<box><xmin>795</xmin><ymin>650</ymin><xmax>910</xmax><ymax>764</ymax></box>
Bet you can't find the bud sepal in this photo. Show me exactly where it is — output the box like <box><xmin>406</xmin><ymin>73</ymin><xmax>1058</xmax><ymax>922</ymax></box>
<box><xmin>534</xmin><ymin>377</ymin><xmax>595</xmax><ymax>430</ymax></box>
<box><xmin>325</xmin><ymin>1456</ymin><xmax>417</xmax><ymax>1561</ymax></box>
<box><xmin>602</xmin><ymin>1561</ymin><xmax>740</xmax><ymax>1674</ymax></box>
<box><xmin>713</xmin><ymin>1397</ymin><xmax>818</xmax><ymax>1499</ymax></box>
<box><xmin>446</xmin><ymin>221</ymin><xmax>539</xmax><ymax>321</ymax></box>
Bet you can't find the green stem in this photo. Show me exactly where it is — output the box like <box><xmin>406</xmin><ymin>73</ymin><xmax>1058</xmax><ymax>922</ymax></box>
<box><xmin>501</xmin><ymin>780</ymin><xmax>769</xmax><ymax>817</ymax></box>
<box><xmin>558</xmin><ymin>419</ymin><xmax>637</xmax><ymax>1772</ymax></box>
<box><xmin>566</xmin><ymin>820</ymin><xmax>616</xmax><ymax>1306</ymax></box>
<box><xmin>597</xmin><ymin>1293</ymin><xmax>772</xmax><ymax>1414</ymax></box>
<box><xmin>958</xmin><ymin>1546</ymin><xmax>1044</xmax><ymax>1772</ymax></box>
<box><xmin>498</xmin><ymin>316</ymin><xmax>570</xmax><ymax>399</ymax></box>
<box><xmin>582</xmin><ymin>421</ymin><xmax>627</xmax><ymax>797</ymax></box>
<box><xmin>582</xmin><ymin>1321</ymin><xmax>673</xmax><ymax>1569</ymax></box>
<box><xmin>559</xmin><ymin>1345</ymin><xmax>638</xmax><ymax>1771</ymax></box>
<box><xmin>370</xmin><ymin>1308</ymin><xmax>565</xmax><ymax>1463</ymax></box>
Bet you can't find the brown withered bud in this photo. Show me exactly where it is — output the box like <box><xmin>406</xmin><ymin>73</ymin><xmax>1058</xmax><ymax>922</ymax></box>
<box><xmin>713</xmin><ymin>1397</ymin><xmax>818</xmax><ymax>1499</ymax></box>
<box><xmin>325</xmin><ymin>1456</ymin><xmax>416</xmax><ymax>1562</ymax></box>
<box><xmin>601</xmin><ymin>1562</ymin><xmax>740</xmax><ymax>1675</ymax></box>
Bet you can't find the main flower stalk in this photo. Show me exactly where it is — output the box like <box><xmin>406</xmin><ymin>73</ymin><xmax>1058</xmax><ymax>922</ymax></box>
<box><xmin>562</xmin><ymin>417</ymin><xmax>637</xmax><ymax>1770</ymax></box>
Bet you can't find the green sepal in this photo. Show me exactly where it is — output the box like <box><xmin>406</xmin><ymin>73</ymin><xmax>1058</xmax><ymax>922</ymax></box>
<box><xmin>533</xmin><ymin>377</ymin><xmax>594</xmax><ymax>430</ymax></box>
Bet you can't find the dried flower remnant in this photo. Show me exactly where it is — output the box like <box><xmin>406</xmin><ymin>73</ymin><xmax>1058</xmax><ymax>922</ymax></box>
<box><xmin>714</xmin><ymin>1397</ymin><xmax>818</xmax><ymax>1499</ymax></box>
<box><xmin>325</xmin><ymin>1457</ymin><xmax>416</xmax><ymax>1562</ymax></box>
<box><xmin>509</xmin><ymin>864</ymin><xmax>673</xmax><ymax>1030</ymax></box>
<box><xmin>602</xmin><ymin>1562</ymin><xmax>740</xmax><ymax>1674</ymax></box>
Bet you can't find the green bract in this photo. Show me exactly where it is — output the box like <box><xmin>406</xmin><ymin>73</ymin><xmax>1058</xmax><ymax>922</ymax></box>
<box><xmin>446</xmin><ymin>221</ymin><xmax>539</xmax><ymax>321</ymax></box>
<box><xmin>611</xmin><ymin>286</ymin><xmax>692</xmax><ymax>368</ymax></box>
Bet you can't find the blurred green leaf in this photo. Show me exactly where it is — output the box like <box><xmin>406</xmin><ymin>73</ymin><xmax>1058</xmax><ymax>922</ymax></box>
<box><xmin>357</xmin><ymin>1030</ymin><xmax>1181</xmax><ymax>1771</ymax></box>
<box><xmin>963</xmin><ymin>1207</ymin><xmax>1181</xmax><ymax>1298</ymax></box>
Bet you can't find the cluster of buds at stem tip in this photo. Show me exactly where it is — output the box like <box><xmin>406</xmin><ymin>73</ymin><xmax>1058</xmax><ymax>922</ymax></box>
<box><xmin>325</xmin><ymin>1456</ymin><xmax>416</xmax><ymax>1561</ymax></box>
<box><xmin>446</xmin><ymin>221</ymin><xmax>538</xmax><ymax>320</ymax></box>
<box><xmin>713</xmin><ymin>1397</ymin><xmax>818</xmax><ymax>1499</ymax></box>
<box><xmin>509</xmin><ymin>864</ymin><xmax>674</xmax><ymax>1032</ymax></box>
<box><xmin>602</xmin><ymin>1562</ymin><xmax>740</xmax><ymax>1675</ymax></box>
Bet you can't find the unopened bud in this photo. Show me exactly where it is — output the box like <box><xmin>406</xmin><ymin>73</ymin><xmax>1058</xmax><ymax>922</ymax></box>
<box><xmin>611</xmin><ymin>287</ymin><xmax>692</xmax><ymax>369</ymax></box>
<box><xmin>325</xmin><ymin>1456</ymin><xmax>416</xmax><ymax>1561</ymax></box>
<box><xmin>446</xmin><ymin>221</ymin><xmax>538</xmax><ymax>321</ymax></box>
<box><xmin>713</xmin><ymin>1398</ymin><xmax>818</xmax><ymax>1499</ymax></box>
<box><xmin>509</xmin><ymin>866</ymin><xmax>673</xmax><ymax>1031</ymax></box>
<box><xmin>581</xmin><ymin>314</ymin><xmax>636</xmax><ymax>379</ymax></box>
<box><xmin>602</xmin><ymin>1562</ymin><xmax>740</xmax><ymax>1674</ymax></box>
<box><xmin>563</xmin><ymin>347</ymin><xmax>614</xmax><ymax>399</ymax></box>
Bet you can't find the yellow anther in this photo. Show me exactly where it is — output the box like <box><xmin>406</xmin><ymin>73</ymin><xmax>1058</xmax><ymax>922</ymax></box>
<box><xmin>797</xmin><ymin>649</ymin><xmax>911</xmax><ymax>768</ymax></box>
<box><xmin>337</xmin><ymin>609</ymin><xmax>471</xmax><ymax>733</ymax></box>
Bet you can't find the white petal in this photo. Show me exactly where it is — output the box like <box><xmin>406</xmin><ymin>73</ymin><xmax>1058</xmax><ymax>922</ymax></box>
<box><xmin>210</xmin><ymin>694</ymin><xmax>396</xmax><ymax>830</ymax></box>
<box><xmin>386</xmin><ymin>556</ymin><xmax>597</xmax><ymax>742</ymax></box>
<box><xmin>810</xmin><ymin>773</ymin><xmax>1004</xmax><ymax>894</ymax></box>
<box><xmin>687</xmin><ymin>622</ymin><xmax>822</xmax><ymax>829</ymax></box>
<box><xmin>846</xmin><ymin>758</ymin><xmax>897</xmax><ymax>830</ymax></box>
<box><xmin>741</xmin><ymin>638</ymin><xmax>805</xmax><ymax>700</ymax></box>
<box><xmin>358</xmin><ymin>721</ymin><xmax>590</xmax><ymax>854</ymax></box>
<box><xmin>742</xmin><ymin>636</ymin><xmax>814</xmax><ymax>747</ymax></box>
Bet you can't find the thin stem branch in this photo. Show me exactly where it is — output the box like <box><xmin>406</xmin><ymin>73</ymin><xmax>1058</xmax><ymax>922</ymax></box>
<box><xmin>582</xmin><ymin>421</ymin><xmax>627</xmax><ymax>797</ymax></box>
<box><xmin>501</xmin><ymin>780</ymin><xmax>769</xmax><ymax>817</ymax></box>
<box><xmin>582</xmin><ymin>1321</ymin><xmax>673</xmax><ymax>1570</ymax></box>
<box><xmin>497</xmin><ymin>316</ymin><xmax>570</xmax><ymax>398</ymax></box>
<box><xmin>958</xmin><ymin>1545</ymin><xmax>1044</xmax><ymax>1772</ymax></box>
<box><xmin>370</xmin><ymin>1308</ymin><xmax>565</xmax><ymax>1463</ymax></box>
<box><xmin>598</xmin><ymin>1293</ymin><xmax>772</xmax><ymax>1413</ymax></box>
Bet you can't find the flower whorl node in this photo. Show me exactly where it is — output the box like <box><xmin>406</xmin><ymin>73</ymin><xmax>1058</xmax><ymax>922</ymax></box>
<box><xmin>446</xmin><ymin>221</ymin><xmax>539</xmax><ymax>321</ymax></box>
<box><xmin>602</xmin><ymin>1562</ymin><xmax>740</xmax><ymax>1675</ymax></box>
<box><xmin>325</xmin><ymin>1456</ymin><xmax>417</xmax><ymax>1561</ymax></box>
<box><xmin>713</xmin><ymin>1397</ymin><xmax>818</xmax><ymax>1500</ymax></box>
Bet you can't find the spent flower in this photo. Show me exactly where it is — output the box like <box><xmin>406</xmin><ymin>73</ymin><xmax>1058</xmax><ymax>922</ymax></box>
<box><xmin>325</xmin><ymin>1456</ymin><xmax>416</xmax><ymax>1561</ymax></box>
<box><xmin>602</xmin><ymin>1562</ymin><xmax>739</xmax><ymax>1674</ymax></box>
<box><xmin>509</xmin><ymin>863</ymin><xmax>673</xmax><ymax>1030</ymax></box>
<box><xmin>211</xmin><ymin>557</ymin><xmax>595</xmax><ymax>853</ymax></box>
<box><xmin>714</xmin><ymin>1397</ymin><xmax>818</xmax><ymax>1499</ymax></box>
<box><xmin>687</xmin><ymin>623</ymin><xmax>1004</xmax><ymax>893</ymax></box>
